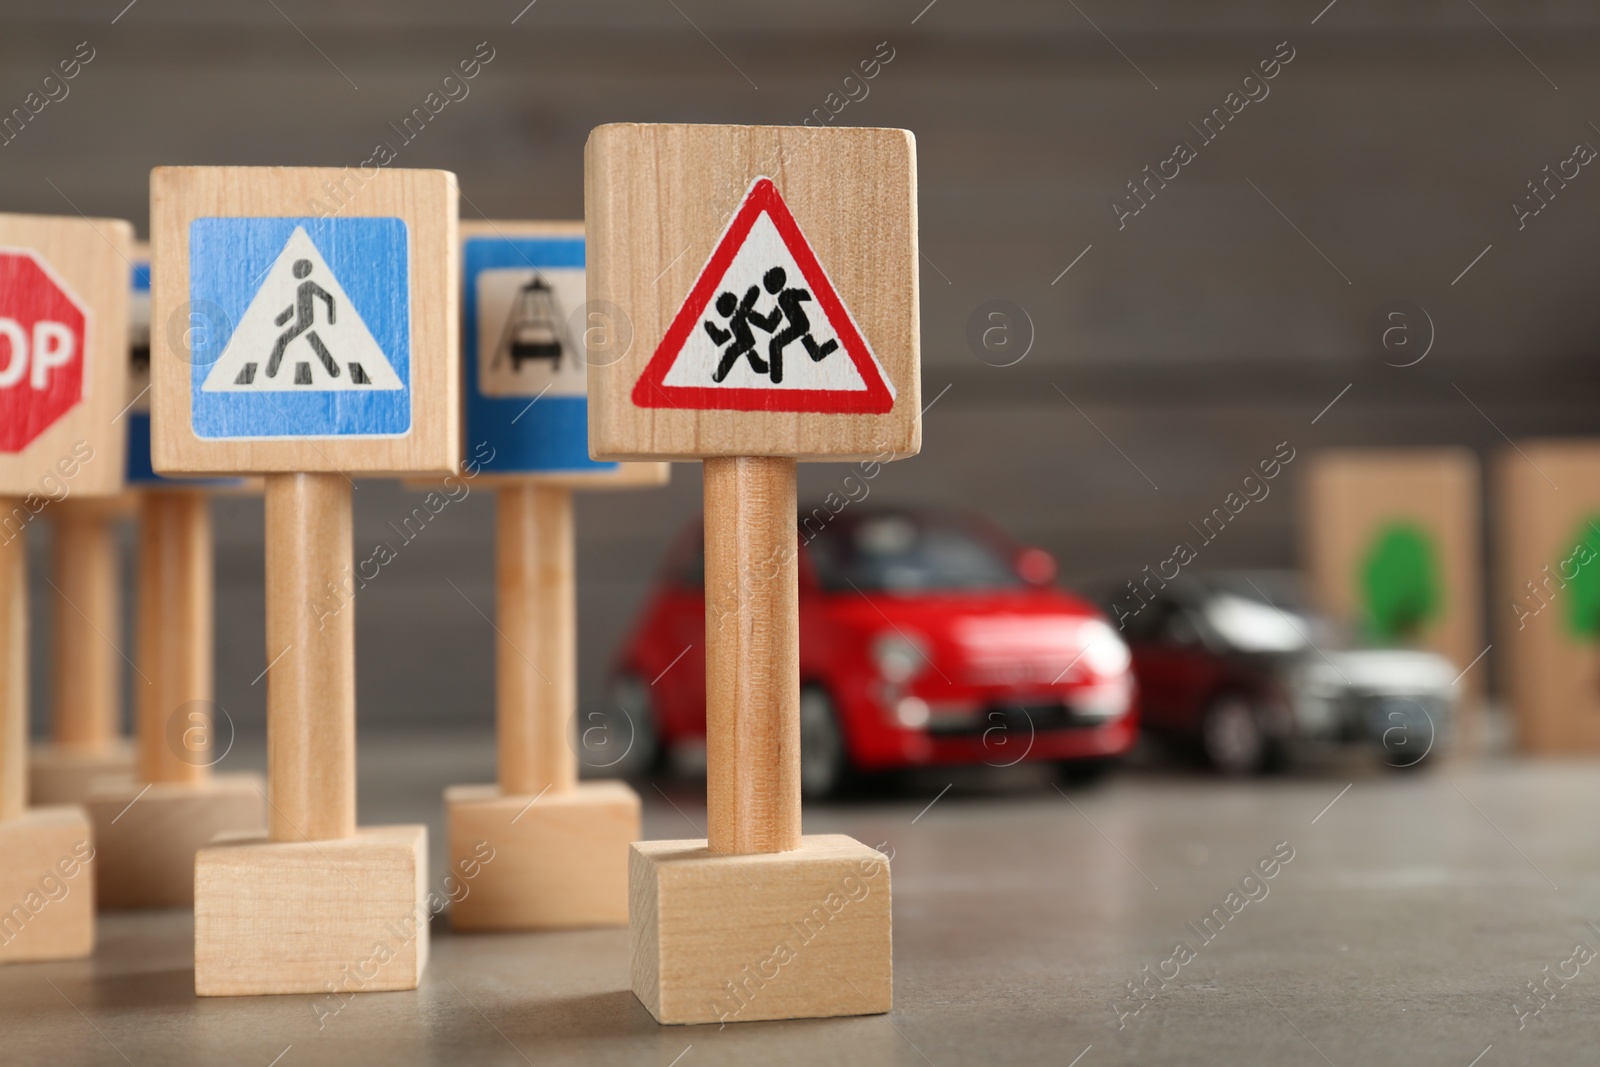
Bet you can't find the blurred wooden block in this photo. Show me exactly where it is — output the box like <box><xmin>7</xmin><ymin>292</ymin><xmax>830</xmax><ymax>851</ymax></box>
<box><xmin>194</xmin><ymin>824</ymin><xmax>428</xmax><ymax>996</ymax></box>
<box><xmin>28</xmin><ymin>741</ymin><xmax>136</xmax><ymax>806</ymax></box>
<box><xmin>1304</xmin><ymin>448</ymin><xmax>1484</xmax><ymax>747</ymax></box>
<box><xmin>445</xmin><ymin>780</ymin><xmax>639</xmax><ymax>931</ymax></box>
<box><xmin>630</xmin><ymin>834</ymin><xmax>892</xmax><ymax>1025</ymax></box>
<box><xmin>84</xmin><ymin>774</ymin><xmax>265</xmax><ymax>910</ymax></box>
<box><xmin>0</xmin><ymin>806</ymin><xmax>96</xmax><ymax>965</ymax></box>
<box><xmin>1497</xmin><ymin>441</ymin><xmax>1600</xmax><ymax>752</ymax></box>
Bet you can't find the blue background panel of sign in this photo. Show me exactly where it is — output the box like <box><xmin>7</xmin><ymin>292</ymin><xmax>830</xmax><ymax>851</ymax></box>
<box><xmin>463</xmin><ymin>234</ymin><xmax>616</xmax><ymax>476</ymax></box>
<box><xmin>126</xmin><ymin>260</ymin><xmax>161</xmax><ymax>484</ymax></box>
<box><xmin>128</xmin><ymin>259</ymin><xmax>238</xmax><ymax>487</ymax></box>
<box><xmin>188</xmin><ymin>216</ymin><xmax>412</xmax><ymax>439</ymax></box>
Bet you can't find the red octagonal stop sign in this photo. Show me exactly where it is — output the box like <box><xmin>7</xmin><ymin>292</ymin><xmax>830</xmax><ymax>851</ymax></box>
<box><xmin>0</xmin><ymin>250</ymin><xmax>88</xmax><ymax>453</ymax></box>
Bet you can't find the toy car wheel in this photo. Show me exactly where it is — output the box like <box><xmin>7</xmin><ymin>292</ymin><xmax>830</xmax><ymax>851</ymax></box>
<box><xmin>1201</xmin><ymin>696</ymin><xmax>1268</xmax><ymax>776</ymax></box>
<box><xmin>799</xmin><ymin>686</ymin><xmax>851</xmax><ymax>800</ymax></box>
<box><xmin>587</xmin><ymin>672</ymin><xmax>660</xmax><ymax>779</ymax></box>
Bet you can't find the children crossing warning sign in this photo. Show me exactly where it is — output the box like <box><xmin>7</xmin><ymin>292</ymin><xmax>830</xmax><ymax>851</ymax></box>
<box><xmin>631</xmin><ymin>178</ymin><xmax>894</xmax><ymax>414</ymax></box>
<box><xmin>188</xmin><ymin>216</ymin><xmax>412</xmax><ymax>439</ymax></box>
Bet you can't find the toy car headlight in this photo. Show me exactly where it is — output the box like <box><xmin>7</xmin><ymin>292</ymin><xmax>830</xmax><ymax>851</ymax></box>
<box><xmin>1078</xmin><ymin>619</ymin><xmax>1131</xmax><ymax>677</ymax></box>
<box><xmin>872</xmin><ymin>632</ymin><xmax>930</xmax><ymax>684</ymax></box>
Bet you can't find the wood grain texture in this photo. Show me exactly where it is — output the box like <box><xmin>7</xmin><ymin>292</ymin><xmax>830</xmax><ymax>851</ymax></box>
<box><xmin>585</xmin><ymin>124</ymin><xmax>920</xmax><ymax>461</ymax></box>
<box><xmin>630</xmin><ymin>834</ymin><xmax>891</xmax><ymax>1024</ymax></box>
<box><xmin>0</xmin><ymin>213</ymin><xmax>132</xmax><ymax>499</ymax></box>
<box><xmin>0</xmin><ymin>806</ymin><xmax>96</xmax><ymax>965</ymax></box>
<box><xmin>1496</xmin><ymin>441</ymin><xmax>1600</xmax><ymax>752</ymax></box>
<box><xmin>444</xmin><ymin>780</ymin><xmax>639</xmax><ymax>930</ymax></box>
<box><xmin>459</xmin><ymin>219</ymin><xmax>669</xmax><ymax>490</ymax></box>
<box><xmin>194</xmin><ymin>825</ymin><xmax>428</xmax><ymax>996</ymax></box>
<box><xmin>48</xmin><ymin>500</ymin><xmax>126</xmax><ymax>755</ymax></box>
<box><xmin>84</xmin><ymin>774</ymin><xmax>264</xmax><ymax>909</ymax></box>
<box><xmin>27</xmin><ymin>741</ymin><xmax>135</xmax><ymax>806</ymax></box>
<box><xmin>265</xmin><ymin>473</ymin><xmax>355</xmax><ymax>841</ymax></box>
<box><xmin>135</xmin><ymin>489</ymin><xmax>213</xmax><ymax>784</ymax></box>
<box><xmin>496</xmin><ymin>483</ymin><xmax>577</xmax><ymax>796</ymax></box>
<box><xmin>149</xmin><ymin>167</ymin><xmax>460</xmax><ymax>477</ymax></box>
<box><xmin>49</xmin><ymin>503</ymin><xmax>123</xmax><ymax>749</ymax></box>
<box><xmin>1303</xmin><ymin>448</ymin><xmax>1484</xmax><ymax>741</ymax></box>
<box><xmin>704</xmin><ymin>456</ymin><xmax>800</xmax><ymax>855</ymax></box>
<box><xmin>0</xmin><ymin>505</ymin><xmax>25</xmax><ymax>822</ymax></box>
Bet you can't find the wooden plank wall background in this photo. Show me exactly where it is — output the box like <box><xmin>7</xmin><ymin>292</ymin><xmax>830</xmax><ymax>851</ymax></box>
<box><xmin>4</xmin><ymin>1</ymin><xmax>1597</xmax><ymax>730</ymax></box>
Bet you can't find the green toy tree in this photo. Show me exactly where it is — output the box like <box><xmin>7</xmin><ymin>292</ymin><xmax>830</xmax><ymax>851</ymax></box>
<box><xmin>1360</xmin><ymin>522</ymin><xmax>1441</xmax><ymax>641</ymax></box>
<box><xmin>1562</xmin><ymin>517</ymin><xmax>1600</xmax><ymax>639</ymax></box>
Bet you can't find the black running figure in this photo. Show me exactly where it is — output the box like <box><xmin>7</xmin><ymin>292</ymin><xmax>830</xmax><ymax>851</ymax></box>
<box><xmin>703</xmin><ymin>285</ymin><xmax>774</xmax><ymax>383</ymax></box>
<box><xmin>761</xmin><ymin>266</ymin><xmax>837</xmax><ymax>385</ymax></box>
<box><xmin>266</xmin><ymin>259</ymin><xmax>340</xmax><ymax>380</ymax></box>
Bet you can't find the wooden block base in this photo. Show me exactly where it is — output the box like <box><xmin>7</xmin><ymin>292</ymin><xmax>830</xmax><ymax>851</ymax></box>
<box><xmin>630</xmin><ymin>834</ymin><xmax>892</xmax><ymax>1025</ymax></box>
<box><xmin>84</xmin><ymin>774</ymin><xmax>266</xmax><ymax>910</ymax></box>
<box><xmin>194</xmin><ymin>825</ymin><xmax>429</xmax><ymax>997</ymax></box>
<box><xmin>445</xmin><ymin>780</ymin><xmax>640</xmax><ymax>931</ymax></box>
<box><xmin>0</xmin><ymin>807</ymin><xmax>96</xmax><ymax>965</ymax></box>
<box><xmin>28</xmin><ymin>741</ymin><xmax>137</xmax><ymax>806</ymax></box>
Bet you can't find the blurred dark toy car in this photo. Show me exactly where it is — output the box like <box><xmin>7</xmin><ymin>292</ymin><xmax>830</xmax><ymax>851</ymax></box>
<box><xmin>605</xmin><ymin>508</ymin><xmax>1138</xmax><ymax>796</ymax></box>
<box><xmin>1112</xmin><ymin>570</ymin><xmax>1457</xmax><ymax>774</ymax></box>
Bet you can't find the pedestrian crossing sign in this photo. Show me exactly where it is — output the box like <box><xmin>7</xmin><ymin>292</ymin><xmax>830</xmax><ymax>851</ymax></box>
<box><xmin>188</xmin><ymin>216</ymin><xmax>411</xmax><ymax>439</ymax></box>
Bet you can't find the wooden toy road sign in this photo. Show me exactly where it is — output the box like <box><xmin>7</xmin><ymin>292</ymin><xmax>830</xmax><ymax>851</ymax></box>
<box><xmin>150</xmin><ymin>167</ymin><xmax>459</xmax><ymax>477</ymax></box>
<box><xmin>0</xmin><ymin>211</ymin><xmax>130</xmax><ymax>965</ymax></box>
<box><xmin>22</xmin><ymin>227</ymin><xmax>138</xmax><ymax>809</ymax></box>
<box><xmin>151</xmin><ymin>167</ymin><xmax>457</xmax><ymax>996</ymax></box>
<box><xmin>585</xmin><ymin>123</ymin><xmax>915</xmax><ymax>1025</ymax></box>
<box><xmin>585</xmin><ymin>124</ymin><xmax>919</xmax><ymax>461</ymax></box>
<box><xmin>447</xmin><ymin>219</ymin><xmax>662</xmax><ymax>932</ymax></box>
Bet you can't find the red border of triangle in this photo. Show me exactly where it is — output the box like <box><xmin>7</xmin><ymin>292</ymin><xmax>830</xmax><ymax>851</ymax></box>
<box><xmin>631</xmin><ymin>178</ymin><xmax>894</xmax><ymax>414</ymax></box>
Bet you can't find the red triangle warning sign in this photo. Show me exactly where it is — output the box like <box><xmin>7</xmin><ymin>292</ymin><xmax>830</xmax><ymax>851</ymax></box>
<box><xmin>632</xmin><ymin>178</ymin><xmax>895</xmax><ymax>414</ymax></box>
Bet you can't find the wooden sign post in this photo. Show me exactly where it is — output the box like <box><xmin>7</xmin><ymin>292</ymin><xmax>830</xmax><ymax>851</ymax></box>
<box><xmin>1303</xmin><ymin>448</ymin><xmax>1484</xmax><ymax>748</ymax></box>
<box><xmin>586</xmin><ymin>124</ymin><xmax>918</xmax><ymax>1023</ymax></box>
<box><xmin>443</xmin><ymin>220</ymin><xmax>668</xmax><ymax>930</ymax></box>
<box><xmin>0</xmin><ymin>211</ymin><xmax>132</xmax><ymax>963</ymax></box>
<box><xmin>34</xmin><ymin>254</ymin><xmax>153</xmax><ymax>804</ymax></box>
<box><xmin>151</xmin><ymin>167</ymin><xmax>459</xmax><ymax>994</ymax></box>
<box><xmin>31</xmin><ymin>493</ymin><xmax>136</xmax><ymax>804</ymax></box>
<box><xmin>83</xmin><ymin>245</ymin><xmax>266</xmax><ymax>909</ymax></box>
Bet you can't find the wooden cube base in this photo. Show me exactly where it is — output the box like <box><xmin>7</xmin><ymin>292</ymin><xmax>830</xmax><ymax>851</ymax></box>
<box><xmin>630</xmin><ymin>834</ymin><xmax>892</xmax><ymax>1025</ymax></box>
<box><xmin>445</xmin><ymin>780</ymin><xmax>640</xmax><ymax>931</ymax></box>
<box><xmin>28</xmin><ymin>741</ymin><xmax>137</xmax><ymax>806</ymax></box>
<box><xmin>84</xmin><ymin>774</ymin><xmax>266</xmax><ymax>910</ymax></box>
<box><xmin>194</xmin><ymin>825</ymin><xmax>429</xmax><ymax>997</ymax></box>
<box><xmin>0</xmin><ymin>807</ymin><xmax>96</xmax><ymax>964</ymax></box>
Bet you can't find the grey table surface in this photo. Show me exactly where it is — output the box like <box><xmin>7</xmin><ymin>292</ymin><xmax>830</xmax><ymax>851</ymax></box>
<box><xmin>6</xmin><ymin>731</ymin><xmax>1596</xmax><ymax>1066</ymax></box>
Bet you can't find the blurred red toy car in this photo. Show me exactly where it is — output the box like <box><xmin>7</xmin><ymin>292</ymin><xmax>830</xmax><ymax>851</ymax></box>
<box><xmin>603</xmin><ymin>508</ymin><xmax>1138</xmax><ymax>796</ymax></box>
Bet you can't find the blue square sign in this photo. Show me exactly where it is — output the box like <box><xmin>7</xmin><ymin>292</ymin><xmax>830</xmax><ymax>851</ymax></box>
<box><xmin>189</xmin><ymin>217</ymin><xmax>412</xmax><ymax>439</ymax></box>
<box><xmin>464</xmin><ymin>234</ymin><xmax>616</xmax><ymax>475</ymax></box>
